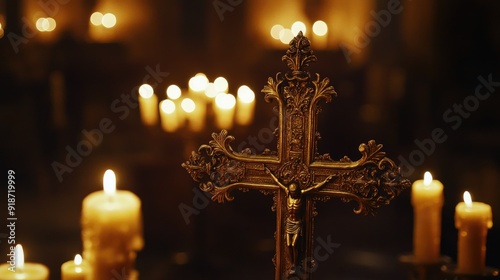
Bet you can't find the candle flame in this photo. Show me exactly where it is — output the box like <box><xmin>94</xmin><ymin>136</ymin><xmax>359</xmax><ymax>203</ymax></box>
<box><xmin>313</xmin><ymin>20</ymin><xmax>328</xmax><ymax>36</ymax></box>
<box><xmin>74</xmin><ymin>254</ymin><xmax>82</xmax><ymax>265</ymax></box>
<box><xmin>463</xmin><ymin>191</ymin><xmax>473</xmax><ymax>207</ymax></box>
<box><xmin>15</xmin><ymin>244</ymin><xmax>24</xmax><ymax>270</ymax></box>
<box><xmin>189</xmin><ymin>74</ymin><xmax>209</xmax><ymax>92</ymax></box>
<box><xmin>423</xmin><ymin>171</ymin><xmax>433</xmax><ymax>186</ymax></box>
<box><xmin>279</xmin><ymin>28</ymin><xmax>294</xmax><ymax>44</ymax></box>
<box><xmin>291</xmin><ymin>21</ymin><xmax>307</xmax><ymax>36</ymax></box>
<box><xmin>237</xmin><ymin>85</ymin><xmax>255</xmax><ymax>103</ymax></box>
<box><xmin>270</xmin><ymin>24</ymin><xmax>284</xmax><ymax>40</ymax></box>
<box><xmin>166</xmin><ymin>85</ymin><xmax>181</xmax><ymax>100</ymax></box>
<box><xmin>101</xmin><ymin>13</ymin><xmax>117</xmax><ymax>29</ymax></box>
<box><xmin>181</xmin><ymin>98</ymin><xmax>196</xmax><ymax>113</ymax></box>
<box><xmin>138</xmin><ymin>84</ymin><xmax>154</xmax><ymax>99</ymax></box>
<box><xmin>160</xmin><ymin>100</ymin><xmax>176</xmax><ymax>114</ymax></box>
<box><xmin>90</xmin><ymin>12</ymin><xmax>103</xmax><ymax>26</ymax></box>
<box><xmin>204</xmin><ymin>83</ymin><xmax>218</xmax><ymax>99</ymax></box>
<box><xmin>103</xmin><ymin>169</ymin><xmax>116</xmax><ymax>195</ymax></box>
<box><xmin>213</xmin><ymin>77</ymin><xmax>228</xmax><ymax>92</ymax></box>
<box><xmin>215</xmin><ymin>93</ymin><xmax>236</xmax><ymax>110</ymax></box>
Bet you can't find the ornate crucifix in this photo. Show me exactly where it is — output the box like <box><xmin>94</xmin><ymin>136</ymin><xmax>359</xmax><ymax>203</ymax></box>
<box><xmin>182</xmin><ymin>32</ymin><xmax>410</xmax><ymax>279</ymax></box>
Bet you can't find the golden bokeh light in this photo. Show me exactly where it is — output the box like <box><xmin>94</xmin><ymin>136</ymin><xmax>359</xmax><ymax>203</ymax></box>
<box><xmin>291</xmin><ymin>21</ymin><xmax>306</xmax><ymax>36</ymax></box>
<box><xmin>101</xmin><ymin>13</ymin><xmax>117</xmax><ymax>28</ymax></box>
<box><xmin>215</xmin><ymin>93</ymin><xmax>236</xmax><ymax>110</ymax></box>
<box><xmin>90</xmin><ymin>12</ymin><xmax>103</xmax><ymax>26</ymax></box>
<box><xmin>138</xmin><ymin>84</ymin><xmax>154</xmax><ymax>98</ymax></box>
<box><xmin>270</xmin><ymin>24</ymin><xmax>284</xmax><ymax>40</ymax></box>
<box><xmin>312</xmin><ymin>20</ymin><xmax>328</xmax><ymax>36</ymax></box>
<box><xmin>213</xmin><ymin>77</ymin><xmax>228</xmax><ymax>93</ymax></box>
<box><xmin>35</xmin><ymin>17</ymin><xmax>56</xmax><ymax>32</ymax></box>
<box><xmin>166</xmin><ymin>85</ymin><xmax>181</xmax><ymax>100</ymax></box>
<box><xmin>279</xmin><ymin>28</ymin><xmax>294</xmax><ymax>44</ymax></box>
<box><xmin>160</xmin><ymin>100</ymin><xmax>176</xmax><ymax>114</ymax></box>
<box><xmin>237</xmin><ymin>86</ymin><xmax>255</xmax><ymax>104</ymax></box>
<box><xmin>181</xmin><ymin>98</ymin><xmax>196</xmax><ymax>113</ymax></box>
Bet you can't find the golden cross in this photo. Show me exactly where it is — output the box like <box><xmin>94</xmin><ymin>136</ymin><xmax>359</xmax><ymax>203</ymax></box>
<box><xmin>182</xmin><ymin>32</ymin><xmax>410</xmax><ymax>280</ymax></box>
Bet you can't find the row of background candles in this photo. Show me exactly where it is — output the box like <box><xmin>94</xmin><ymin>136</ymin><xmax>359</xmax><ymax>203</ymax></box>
<box><xmin>137</xmin><ymin>73</ymin><xmax>256</xmax><ymax>132</ymax></box>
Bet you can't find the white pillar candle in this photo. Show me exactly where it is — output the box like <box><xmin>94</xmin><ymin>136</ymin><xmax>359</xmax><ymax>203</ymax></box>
<box><xmin>138</xmin><ymin>84</ymin><xmax>159</xmax><ymax>126</ymax></box>
<box><xmin>160</xmin><ymin>99</ymin><xmax>179</xmax><ymax>132</ymax></box>
<box><xmin>181</xmin><ymin>97</ymin><xmax>205</xmax><ymax>132</ymax></box>
<box><xmin>236</xmin><ymin>85</ymin><xmax>255</xmax><ymax>126</ymax></box>
<box><xmin>61</xmin><ymin>254</ymin><xmax>89</xmax><ymax>280</ymax></box>
<box><xmin>81</xmin><ymin>170</ymin><xmax>143</xmax><ymax>280</ymax></box>
<box><xmin>411</xmin><ymin>171</ymin><xmax>444</xmax><ymax>263</ymax></box>
<box><xmin>455</xmin><ymin>191</ymin><xmax>493</xmax><ymax>274</ymax></box>
<box><xmin>0</xmin><ymin>245</ymin><xmax>49</xmax><ymax>280</ymax></box>
<box><xmin>214</xmin><ymin>93</ymin><xmax>236</xmax><ymax>130</ymax></box>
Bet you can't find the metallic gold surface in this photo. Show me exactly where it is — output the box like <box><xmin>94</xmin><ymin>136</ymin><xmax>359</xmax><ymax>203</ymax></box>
<box><xmin>182</xmin><ymin>32</ymin><xmax>410</xmax><ymax>279</ymax></box>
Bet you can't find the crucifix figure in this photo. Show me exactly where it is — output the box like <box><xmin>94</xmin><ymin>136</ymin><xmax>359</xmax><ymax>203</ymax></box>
<box><xmin>182</xmin><ymin>32</ymin><xmax>410</xmax><ymax>279</ymax></box>
<box><xmin>266</xmin><ymin>166</ymin><xmax>333</xmax><ymax>275</ymax></box>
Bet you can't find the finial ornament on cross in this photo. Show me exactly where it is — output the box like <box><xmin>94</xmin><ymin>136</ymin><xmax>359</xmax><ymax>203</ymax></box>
<box><xmin>182</xmin><ymin>31</ymin><xmax>411</xmax><ymax>279</ymax></box>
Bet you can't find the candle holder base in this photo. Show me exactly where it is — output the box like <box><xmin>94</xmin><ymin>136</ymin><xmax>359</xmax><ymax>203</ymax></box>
<box><xmin>399</xmin><ymin>253</ymin><xmax>452</xmax><ymax>280</ymax></box>
<box><xmin>440</xmin><ymin>264</ymin><xmax>499</xmax><ymax>280</ymax></box>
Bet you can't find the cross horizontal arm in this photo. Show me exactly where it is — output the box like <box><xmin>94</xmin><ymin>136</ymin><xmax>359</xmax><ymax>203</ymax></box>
<box><xmin>309</xmin><ymin>140</ymin><xmax>410</xmax><ymax>215</ymax></box>
<box><xmin>182</xmin><ymin>130</ymin><xmax>284</xmax><ymax>203</ymax></box>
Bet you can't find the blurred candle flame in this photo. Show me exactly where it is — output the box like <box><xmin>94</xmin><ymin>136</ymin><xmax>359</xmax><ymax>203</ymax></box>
<box><xmin>423</xmin><ymin>171</ymin><xmax>432</xmax><ymax>186</ymax></box>
<box><xmin>103</xmin><ymin>169</ymin><xmax>116</xmax><ymax>195</ymax></box>
<box><xmin>463</xmin><ymin>191</ymin><xmax>473</xmax><ymax>207</ymax></box>
<box><xmin>15</xmin><ymin>244</ymin><xmax>24</xmax><ymax>270</ymax></box>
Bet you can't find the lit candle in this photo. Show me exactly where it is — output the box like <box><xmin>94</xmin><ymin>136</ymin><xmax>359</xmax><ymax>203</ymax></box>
<box><xmin>81</xmin><ymin>170</ymin><xmax>143</xmax><ymax>280</ymax></box>
<box><xmin>0</xmin><ymin>244</ymin><xmax>49</xmax><ymax>280</ymax></box>
<box><xmin>181</xmin><ymin>97</ymin><xmax>205</xmax><ymax>132</ymax></box>
<box><xmin>138</xmin><ymin>84</ymin><xmax>159</xmax><ymax>126</ymax></box>
<box><xmin>214</xmin><ymin>93</ymin><xmax>236</xmax><ymax>130</ymax></box>
<box><xmin>159</xmin><ymin>99</ymin><xmax>178</xmax><ymax>132</ymax></box>
<box><xmin>61</xmin><ymin>254</ymin><xmax>89</xmax><ymax>280</ymax></box>
<box><xmin>236</xmin><ymin>85</ymin><xmax>255</xmax><ymax>126</ymax></box>
<box><xmin>455</xmin><ymin>191</ymin><xmax>493</xmax><ymax>274</ymax></box>
<box><xmin>411</xmin><ymin>171</ymin><xmax>443</xmax><ymax>263</ymax></box>
<box><xmin>312</xmin><ymin>20</ymin><xmax>328</xmax><ymax>50</ymax></box>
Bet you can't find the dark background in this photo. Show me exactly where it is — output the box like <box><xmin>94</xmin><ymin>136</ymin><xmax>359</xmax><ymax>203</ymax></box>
<box><xmin>0</xmin><ymin>0</ymin><xmax>499</xmax><ymax>279</ymax></box>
